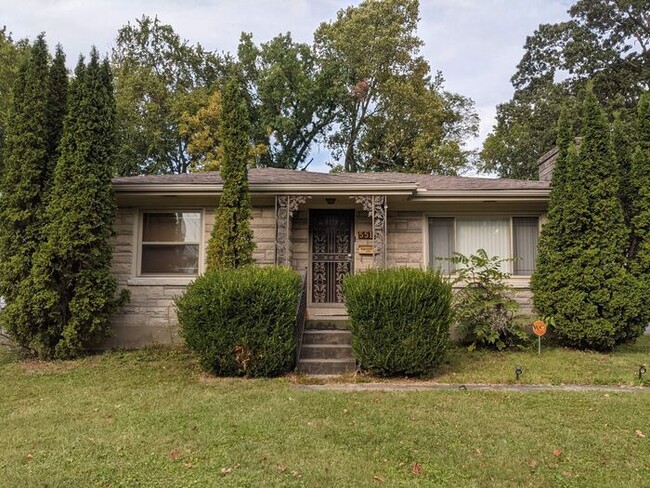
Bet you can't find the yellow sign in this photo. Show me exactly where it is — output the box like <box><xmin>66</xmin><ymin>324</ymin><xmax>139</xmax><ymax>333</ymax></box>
<box><xmin>532</xmin><ymin>320</ymin><xmax>547</xmax><ymax>337</ymax></box>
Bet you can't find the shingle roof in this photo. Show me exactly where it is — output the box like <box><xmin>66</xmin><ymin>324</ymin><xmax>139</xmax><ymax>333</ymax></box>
<box><xmin>112</xmin><ymin>167</ymin><xmax>550</xmax><ymax>191</ymax></box>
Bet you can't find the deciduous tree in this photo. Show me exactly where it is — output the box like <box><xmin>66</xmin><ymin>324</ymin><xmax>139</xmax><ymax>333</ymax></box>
<box><xmin>111</xmin><ymin>16</ymin><xmax>224</xmax><ymax>175</ymax></box>
<box><xmin>482</xmin><ymin>0</ymin><xmax>649</xmax><ymax>178</ymax></box>
<box><xmin>314</xmin><ymin>0</ymin><xmax>477</xmax><ymax>173</ymax></box>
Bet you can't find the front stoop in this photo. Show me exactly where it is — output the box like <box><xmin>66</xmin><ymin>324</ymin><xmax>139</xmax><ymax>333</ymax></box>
<box><xmin>297</xmin><ymin>321</ymin><xmax>356</xmax><ymax>375</ymax></box>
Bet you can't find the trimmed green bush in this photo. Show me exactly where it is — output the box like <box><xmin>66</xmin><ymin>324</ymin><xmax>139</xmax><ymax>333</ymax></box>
<box><xmin>176</xmin><ymin>266</ymin><xmax>301</xmax><ymax>377</ymax></box>
<box><xmin>342</xmin><ymin>267</ymin><xmax>452</xmax><ymax>376</ymax></box>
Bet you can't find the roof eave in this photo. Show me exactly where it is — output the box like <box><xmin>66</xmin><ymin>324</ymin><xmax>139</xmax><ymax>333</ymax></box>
<box><xmin>113</xmin><ymin>182</ymin><xmax>418</xmax><ymax>196</ymax></box>
<box><xmin>412</xmin><ymin>189</ymin><xmax>550</xmax><ymax>201</ymax></box>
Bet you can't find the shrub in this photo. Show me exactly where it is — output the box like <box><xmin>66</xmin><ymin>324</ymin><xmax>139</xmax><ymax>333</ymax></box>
<box><xmin>448</xmin><ymin>250</ymin><xmax>529</xmax><ymax>351</ymax></box>
<box><xmin>342</xmin><ymin>267</ymin><xmax>452</xmax><ymax>376</ymax></box>
<box><xmin>176</xmin><ymin>266</ymin><xmax>300</xmax><ymax>377</ymax></box>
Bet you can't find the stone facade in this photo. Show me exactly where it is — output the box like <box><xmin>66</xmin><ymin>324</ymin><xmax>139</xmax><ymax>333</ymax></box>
<box><xmin>106</xmin><ymin>206</ymin><xmax>276</xmax><ymax>348</ymax></box>
<box><xmin>107</xmin><ymin>204</ymin><xmax>536</xmax><ymax>348</ymax></box>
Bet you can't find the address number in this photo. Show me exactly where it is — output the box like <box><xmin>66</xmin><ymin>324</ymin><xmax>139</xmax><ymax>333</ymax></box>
<box><xmin>357</xmin><ymin>231</ymin><xmax>372</xmax><ymax>239</ymax></box>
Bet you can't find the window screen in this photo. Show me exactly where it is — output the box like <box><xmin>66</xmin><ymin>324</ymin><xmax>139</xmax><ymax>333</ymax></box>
<box><xmin>140</xmin><ymin>212</ymin><xmax>200</xmax><ymax>275</ymax></box>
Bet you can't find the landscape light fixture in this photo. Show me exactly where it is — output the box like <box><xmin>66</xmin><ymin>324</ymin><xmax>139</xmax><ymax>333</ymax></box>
<box><xmin>515</xmin><ymin>365</ymin><xmax>523</xmax><ymax>381</ymax></box>
<box><xmin>639</xmin><ymin>365</ymin><xmax>647</xmax><ymax>381</ymax></box>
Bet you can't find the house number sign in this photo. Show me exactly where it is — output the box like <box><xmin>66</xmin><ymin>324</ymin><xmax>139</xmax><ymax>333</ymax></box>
<box><xmin>357</xmin><ymin>231</ymin><xmax>372</xmax><ymax>239</ymax></box>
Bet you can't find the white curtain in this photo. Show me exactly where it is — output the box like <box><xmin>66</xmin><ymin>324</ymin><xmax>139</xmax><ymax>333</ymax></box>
<box><xmin>456</xmin><ymin>218</ymin><xmax>511</xmax><ymax>273</ymax></box>
<box><xmin>513</xmin><ymin>217</ymin><xmax>538</xmax><ymax>275</ymax></box>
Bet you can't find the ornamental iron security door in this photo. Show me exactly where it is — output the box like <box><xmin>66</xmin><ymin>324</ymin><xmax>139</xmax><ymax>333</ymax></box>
<box><xmin>310</xmin><ymin>210</ymin><xmax>354</xmax><ymax>303</ymax></box>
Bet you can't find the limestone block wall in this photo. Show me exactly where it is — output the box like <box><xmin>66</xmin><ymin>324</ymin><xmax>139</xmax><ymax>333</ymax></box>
<box><xmin>386</xmin><ymin>211</ymin><xmax>424</xmax><ymax>268</ymax></box>
<box><xmin>106</xmin><ymin>205</ymin><xmax>276</xmax><ymax>348</ymax></box>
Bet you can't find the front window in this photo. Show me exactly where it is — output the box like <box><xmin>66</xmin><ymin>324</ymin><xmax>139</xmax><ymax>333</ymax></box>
<box><xmin>428</xmin><ymin>216</ymin><xmax>539</xmax><ymax>276</ymax></box>
<box><xmin>140</xmin><ymin>211</ymin><xmax>201</xmax><ymax>275</ymax></box>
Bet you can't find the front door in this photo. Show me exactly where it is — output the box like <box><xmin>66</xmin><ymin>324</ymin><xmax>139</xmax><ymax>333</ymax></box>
<box><xmin>310</xmin><ymin>210</ymin><xmax>354</xmax><ymax>304</ymax></box>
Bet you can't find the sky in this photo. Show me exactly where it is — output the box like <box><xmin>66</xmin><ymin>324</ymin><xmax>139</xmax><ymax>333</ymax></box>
<box><xmin>1</xmin><ymin>0</ymin><xmax>573</xmax><ymax>172</ymax></box>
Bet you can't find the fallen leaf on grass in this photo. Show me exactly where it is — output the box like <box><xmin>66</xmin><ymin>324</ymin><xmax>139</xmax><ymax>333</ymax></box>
<box><xmin>552</xmin><ymin>449</ymin><xmax>562</xmax><ymax>458</ymax></box>
<box><xmin>291</xmin><ymin>470</ymin><xmax>301</xmax><ymax>478</ymax></box>
<box><xmin>374</xmin><ymin>475</ymin><xmax>384</xmax><ymax>483</ymax></box>
<box><xmin>412</xmin><ymin>462</ymin><xmax>422</xmax><ymax>475</ymax></box>
<box><xmin>277</xmin><ymin>464</ymin><xmax>287</xmax><ymax>474</ymax></box>
<box><xmin>220</xmin><ymin>467</ymin><xmax>232</xmax><ymax>476</ymax></box>
<box><xmin>529</xmin><ymin>460</ymin><xmax>539</xmax><ymax>471</ymax></box>
<box><xmin>183</xmin><ymin>462</ymin><xmax>193</xmax><ymax>469</ymax></box>
<box><xmin>170</xmin><ymin>449</ymin><xmax>180</xmax><ymax>461</ymax></box>
<box><xmin>563</xmin><ymin>471</ymin><xmax>573</xmax><ymax>478</ymax></box>
<box><xmin>635</xmin><ymin>430</ymin><xmax>646</xmax><ymax>438</ymax></box>
<box><xmin>26</xmin><ymin>453</ymin><xmax>33</xmax><ymax>460</ymax></box>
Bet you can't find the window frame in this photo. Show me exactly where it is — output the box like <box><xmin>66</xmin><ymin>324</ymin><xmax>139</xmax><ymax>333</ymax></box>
<box><xmin>137</xmin><ymin>209</ymin><xmax>204</xmax><ymax>277</ymax></box>
<box><xmin>424</xmin><ymin>213</ymin><xmax>541</xmax><ymax>278</ymax></box>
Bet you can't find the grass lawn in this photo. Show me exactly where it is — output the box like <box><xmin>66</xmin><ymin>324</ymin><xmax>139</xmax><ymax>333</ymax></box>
<box><xmin>433</xmin><ymin>335</ymin><xmax>650</xmax><ymax>387</ymax></box>
<box><xmin>1</xmin><ymin>346</ymin><xmax>649</xmax><ymax>487</ymax></box>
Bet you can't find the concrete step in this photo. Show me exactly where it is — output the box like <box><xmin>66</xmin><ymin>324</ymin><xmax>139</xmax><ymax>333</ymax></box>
<box><xmin>300</xmin><ymin>344</ymin><xmax>353</xmax><ymax>360</ymax></box>
<box><xmin>305</xmin><ymin>316</ymin><xmax>349</xmax><ymax>330</ymax></box>
<box><xmin>302</xmin><ymin>329</ymin><xmax>352</xmax><ymax>345</ymax></box>
<box><xmin>297</xmin><ymin>358</ymin><xmax>357</xmax><ymax>375</ymax></box>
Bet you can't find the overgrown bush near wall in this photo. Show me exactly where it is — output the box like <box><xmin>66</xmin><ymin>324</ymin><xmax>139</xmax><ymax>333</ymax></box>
<box><xmin>176</xmin><ymin>266</ymin><xmax>300</xmax><ymax>377</ymax></box>
<box><xmin>448</xmin><ymin>250</ymin><xmax>529</xmax><ymax>351</ymax></box>
<box><xmin>342</xmin><ymin>267</ymin><xmax>452</xmax><ymax>376</ymax></box>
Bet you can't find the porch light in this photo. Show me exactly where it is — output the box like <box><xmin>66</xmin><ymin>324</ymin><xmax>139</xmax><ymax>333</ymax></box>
<box><xmin>515</xmin><ymin>365</ymin><xmax>523</xmax><ymax>381</ymax></box>
<box><xmin>326</xmin><ymin>198</ymin><xmax>336</xmax><ymax>205</ymax></box>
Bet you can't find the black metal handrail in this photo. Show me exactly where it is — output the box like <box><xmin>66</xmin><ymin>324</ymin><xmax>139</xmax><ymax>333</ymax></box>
<box><xmin>294</xmin><ymin>268</ymin><xmax>308</xmax><ymax>367</ymax></box>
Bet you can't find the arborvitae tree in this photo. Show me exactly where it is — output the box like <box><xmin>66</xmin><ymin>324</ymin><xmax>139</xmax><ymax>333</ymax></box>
<box><xmin>0</xmin><ymin>35</ymin><xmax>50</xmax><ymax>346</ymax></box>
<box><xmin>206</xmin><ymin>76</ymin><xmax>255</xmax><ymax>270</ymax></box>
<box><xmin>44</xmin><ymin>44</ymin><xmax>67</xmax><ymax>192</ymax></box>
<box><xmin>631</xmin><ymin>93</ymin><xmax>650</xmax><ymax>275</ymax></box>
<box><xmin>27</xmin><ymin>50</ymin><xmax>127</xmax><ymax>358</ymax></box>
<box><xmin>532</xmin><ymin>85</ymin><xmax>644</xmax><ymax>350</ymax></box>
<box><xmin>612</xmin><ymin>112</ymin><xmax>635</xmax><ymax>233</ymax></box>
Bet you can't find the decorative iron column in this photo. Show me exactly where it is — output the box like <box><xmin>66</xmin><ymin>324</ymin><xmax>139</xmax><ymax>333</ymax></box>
<box><xmin>275</xmin><ymin>195</ymin><xmax>310</xmax><ymax>266</ymax></box>
<box><xmin>350</xmin><ymin>195</ymin><xmax>387</xmax><ymax>268</ymax></box>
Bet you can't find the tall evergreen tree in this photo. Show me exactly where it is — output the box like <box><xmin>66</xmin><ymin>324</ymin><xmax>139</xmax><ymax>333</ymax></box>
<box><xmin>0</xmin><ymin>35</ymin><xmax>50</xmax><ymax>345</ymax></box>
<box><xmin>27</xmin><ymin>50</ymin><xmax>127</xmax><ymax>358</ymax></box>
<box><xmin>532</xmin><ymin>85</ymin><xmax>644</xmax><ymax>350</ymax></box>
<box><xmin>44</xmin><ymin>44</ymin><xmax>67</xmax><ymax>192</ymax></box>
<box><xmin>631</xmin><ymin>93</ymin><xmax>650</xmax><ymax>275</ymax></box>
<box><xmin>206</xmin><ymin>76</ymin><xmax>255</xmax><ymax>270</ymax></box>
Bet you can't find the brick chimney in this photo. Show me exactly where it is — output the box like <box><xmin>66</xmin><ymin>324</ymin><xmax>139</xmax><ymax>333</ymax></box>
<box><xmin>537</xmin><ymin>137</ymin><xmax>581</xmax><ymax>181</ymax></box>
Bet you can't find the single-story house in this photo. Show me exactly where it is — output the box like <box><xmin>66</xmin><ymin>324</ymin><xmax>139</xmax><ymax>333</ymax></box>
<box><xmin>108</xmin><ymin>151</ymin><xmax>555</xmax><ymax>370</ymax></box>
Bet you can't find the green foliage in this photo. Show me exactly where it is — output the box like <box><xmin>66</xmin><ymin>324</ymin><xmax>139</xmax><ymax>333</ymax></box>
<box><xmin>237</xmin><ymin>32</ymin><xmax>341</xmax><ymax>170</ymax></box>
<box><xmin>111</xmin><ymin>16</ymin><xmax>224</xmax><ymax>175</ymax></box>
<box><xmin>342</xmin><ymin>267</ymin><xmax>452</xmax><ymax>376</ymax></box>
<box><xmin>531</xmin><ymin>86</ymin><xmax>645</xmax><ymax>351</ymax></box>
<box><xmin>24</xmin><ymin>51</ymin><xmax>128</xmax><ymax>358</ymax></box>
<box><xmin>448</xmin><ymin>250</ymin><xmax>528</xmax><ymax>351</ymax></box>
<box><xmin>206</xmin><ymin>76</ymin><xmax>255</xmax><ymax>270</ymax></box>
<box><xmin>0</xmin><ymin>27</ymin><xmax>29</xmax><ymax>176</ymax></box>
<box><xmin>0</xmin><ymin>35</ymin><xmax>51</xmax><ymax>346</ymax></box>
<box><xmin>631</xmin><ymin>93</ymin><xmax>650</xmax><ymax>274</ymax></box>
<box><xmin>314</xmin><ymin>0</ymin><xmax>478</xmax><ymax>173</ymax></box>
<box><xmin>176</xmin><ymin>266</ymin><xmax>300</xmax><ymax>377</ymax></box>
<box><xmin>481</xmin><ymin>0</ymin><xmax>649</xmax><ymax>178</ymax></box>
<box><xmin>44</xmin><ymin>44</ymin><xmax>67</xmax><ymax>194</ymax></box>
